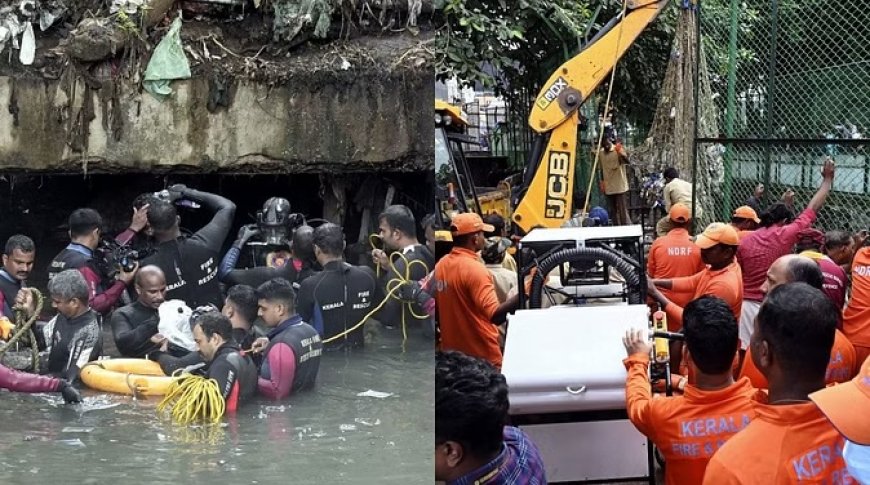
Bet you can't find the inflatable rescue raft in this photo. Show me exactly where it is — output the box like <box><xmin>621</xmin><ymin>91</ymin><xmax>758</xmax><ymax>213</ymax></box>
<box><xmin>80</xmin><ymin>359</ymin><xmax>176</xmax><ymax>396</ymax></box>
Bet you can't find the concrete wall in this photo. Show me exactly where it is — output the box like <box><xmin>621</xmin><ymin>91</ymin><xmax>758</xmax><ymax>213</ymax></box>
<box><xmin>0</xmin><ymin>71</ymin><xmax>433</xmax><ymax>173</ymax></box>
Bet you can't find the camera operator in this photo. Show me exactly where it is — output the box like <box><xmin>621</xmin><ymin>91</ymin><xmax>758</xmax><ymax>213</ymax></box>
<box><xmin>48</xmin><ymin>208</ymin><xmax>142</xmax><ymax>315</ymax></box>
<box><xmin>141</xmin><ymin>184</ymin><xmax>235</xmax><ymax>309</ymax></box>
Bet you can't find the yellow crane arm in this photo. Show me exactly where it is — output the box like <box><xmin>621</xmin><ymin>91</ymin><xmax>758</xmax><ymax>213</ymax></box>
<box><xmin>512</xmin><ymin>0</ymin><xmax>669</xmax><ymax>233</ymax></box>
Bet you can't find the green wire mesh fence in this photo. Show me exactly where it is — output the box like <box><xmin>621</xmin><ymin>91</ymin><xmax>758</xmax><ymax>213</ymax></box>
<box><xmin>696</xmin><ymin>0</ymin><xmax>870</xmax><ymax>231</ymax></box>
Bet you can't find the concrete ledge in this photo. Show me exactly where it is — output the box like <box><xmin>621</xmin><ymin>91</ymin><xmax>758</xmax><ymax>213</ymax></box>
<box><xmin>0</xmin><ymin>69</ymin><xmax>432</xmax><ymax>173</ymax></box>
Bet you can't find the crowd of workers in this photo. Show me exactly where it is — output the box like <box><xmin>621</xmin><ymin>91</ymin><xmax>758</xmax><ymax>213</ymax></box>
<box><xmin>434</xmin><ymin>157</ymin><xmax>869</xmax><ymax>484</ymax></box>
<box><xmin>0</xmin><ymin>185</ymin><xmax>435</xmax><ymax>410</ymax></box>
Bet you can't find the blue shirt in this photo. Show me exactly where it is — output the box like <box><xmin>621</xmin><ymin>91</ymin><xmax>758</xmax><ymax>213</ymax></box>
<box><xmin>449</xmin><ymin>426</ymin><xmax>547</xmax><ymax>485</ymax></box>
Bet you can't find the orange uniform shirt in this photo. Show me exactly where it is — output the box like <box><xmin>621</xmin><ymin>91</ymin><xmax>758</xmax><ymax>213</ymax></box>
<box><xmin>434</xmin><ymin>247</ymin><xmax>502</xmax><ymax>368</ymax></box>
<box><xmin>624</xmin><ymin>353</ymin><xmax>756</xmax><ymax>484</ymax></box>
<box><xmin>739</xmin><ymin>330</ymin><xmax>858</xmax><ymax>388</ymax></box>
<box><xmin>665</xmin><ymin>262</ymin><xmax>743</xmax><ymax>330</ymax></box>
<box><xmin>703</xmin><ymin>393</ymin><xmax>851</xmax><ymax>484</ymax></box>
<box><xmin>844</xmin><ymin>247</ymin><xmax>870</xmax><ymax>348</ymax></box>
<box><xmin>648</xmin><ymin>228</ymin><xmax>705</xmax><ymax>321</ymax></box>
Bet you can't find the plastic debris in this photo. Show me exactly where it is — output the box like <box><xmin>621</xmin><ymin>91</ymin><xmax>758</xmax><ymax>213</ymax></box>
<box><xmin>354</xmin><ymin>418</ymin><xmax>380</xmax><ymax>427</ymax></box>
<box><xmin>356</xmin><ymin>389</ymin><xmax>393</xmax><ymax>399</ymax></box>
<box><xmin>157</xmin><ymin>300</ymin><xmax>195</xmax><ymax>351</ymax></box>
<box><xmin>56</xmin><ymin>438</ymin><xmax>86</xmax><ymax>447</ymax></box>
<box><xmin>339</xmin><ymin>424</ymin><xmax>357</xmax><ymax>432</ymax></box>
<box><xmin>61</xmin><ymin>427</ymin><xmax>94</xmax><ymax>433</ymax></box>
<box><xmin>19</xmin><ymin>21</ymin><xmax>34</xmax><ymax>65</ymax></box>
<box><xmin>143</xmin><ymin>14</ymin><xmax>191</xmax><ymax>100</ymax></box>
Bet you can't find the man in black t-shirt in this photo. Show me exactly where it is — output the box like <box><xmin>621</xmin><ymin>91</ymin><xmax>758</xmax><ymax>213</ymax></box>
<box><xmin>297</xmin><ymin>224</ymin><xmax>377</xmax><ymax>350</ymax></box>
<box><xmin>371</xmin><ymin>205</ymin><xmax>435</xmax><ymax>335</ymax></box>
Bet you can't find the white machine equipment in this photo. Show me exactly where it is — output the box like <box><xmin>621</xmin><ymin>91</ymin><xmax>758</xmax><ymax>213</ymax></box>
<box><xmin>502</xmin><ymin>225</ymin><xmax>656</xmax><ymax>483</ymax></box>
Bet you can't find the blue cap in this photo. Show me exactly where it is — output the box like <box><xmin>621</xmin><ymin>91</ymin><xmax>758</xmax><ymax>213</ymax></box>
<box><xmin>588</xmin><ymin>206</ymin><xmax>609</xmax><ymax>226</ymax></box>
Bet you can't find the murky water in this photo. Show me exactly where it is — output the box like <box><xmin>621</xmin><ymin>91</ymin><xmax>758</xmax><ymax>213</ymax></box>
<box><xmin>0</xmin><ymin>332</ymin><xmax>433</xmax><ymax>484</ymax></box>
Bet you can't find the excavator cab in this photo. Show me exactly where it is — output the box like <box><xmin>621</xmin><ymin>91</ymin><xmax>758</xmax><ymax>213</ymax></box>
<box><xmin>435</xmin><ymin>100</ymin><xmax>477</xmax><ymax>218</ymax></box>
<box><xmin>435</xmin><ymin>100</ymin><xmax>514</xmax><ymax>231</ymax></box>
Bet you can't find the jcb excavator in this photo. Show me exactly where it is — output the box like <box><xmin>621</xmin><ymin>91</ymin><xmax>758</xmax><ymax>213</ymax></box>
<box><xmin>495</xmin><ymin>1</ymin><xmax>679</xmax><ymax>483</ymax></box>
<box><xmin>435</xmin><ymin>99</ymin><xmax>513</xmax><ymax>228</ymax></box>
<box><xmin>511</xmin><ymin>0</ymin><xmax>669</xmax><ymax>234</ymax></box>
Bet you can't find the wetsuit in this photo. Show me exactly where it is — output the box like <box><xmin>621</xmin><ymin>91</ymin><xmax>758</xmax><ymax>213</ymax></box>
<box><xmin>296</xmin><ymin>260</ymin><xmax>377</xmax><ymax>350</ymax></box>
<box><xmin>258</xmin><ymin>315</ymin><xmax>321</xmax><ymax>399</ymax></box>
<box><xmin>206</xmin><ymin>341</ymin><xmax>257</xmax><ymax>412</ymax></box>
<box><xmin>153</xmin><ymin>327</ymin><xmax>254</xmax><ymax>375</ymax></box>
<box><xmin>141</xmin><ymin>189</ymin><xmax>235</xmax><ymax>309</ymax></box>
<box><xmin>0</xmin><ymin>268</ymin><xmax>24</xmax><ymax>319</ymax></box>
<box><xmin>110</xmin><ymin>301</ymin><xmax>160</xmax><ymax>358</ymax></box>
<box><xmin>219</xmin><ymin>253</ymin><xmax>315</xmax><ymax>290</ymax></box>
<box><xmin>0</xmin><ymin>363</ymin><xmax>66</xmax><ymax>393</ymax></box>
<box><xmin>376</xmin><ymin>244</ymin><xmax>435</xmax><ymax>332</ymax></box>
<box><xmin>42</xmin><ymin>309</ymin><xmax>102</xmax><ymax>382</ymax></box>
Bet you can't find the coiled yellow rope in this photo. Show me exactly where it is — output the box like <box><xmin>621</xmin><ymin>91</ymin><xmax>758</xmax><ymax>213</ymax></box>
<box><xmin>323</xmin><ymin>242</ymin><xmax>431</xmax><ymax>347</ymax></box>
<box><xmin>157</xmin><ymin>372</ymin><xmax>225</xmax><ymax>424</ymax></box>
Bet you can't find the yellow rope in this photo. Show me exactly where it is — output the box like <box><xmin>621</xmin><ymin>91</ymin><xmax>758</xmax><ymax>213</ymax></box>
<box><xmin>157</xmin><ymin>372</ymin><xmax>225</xmax><ymax>424</ymax></box>
<box><xmin>370</xmin><ymin>233</ymin><xmax>383</xmax><ymax>278</ymax></box>
<box><xmin>323</xmin><ymin>247</ymin><xmax>430</xmax><ymax>348</ymax></box>
<box><xmin>583</xmin><ymin>0</ymin><xmax>631</xmax><ymax>216</ymax></box>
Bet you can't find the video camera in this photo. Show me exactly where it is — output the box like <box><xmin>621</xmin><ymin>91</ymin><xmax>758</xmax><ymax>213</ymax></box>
<box><xmin>152</xmin><ymin>189</ymin><xmax>201</xmax><ymax>209</ymax></box>
<box><xmin>94</xmin><ymin>238</ymin><xmax>154</xmax><ymax>279</ymax></box>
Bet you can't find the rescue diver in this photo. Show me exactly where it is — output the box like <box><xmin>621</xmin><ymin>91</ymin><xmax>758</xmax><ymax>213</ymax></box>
<box><xmin>296</xmin><ymin>223</ymin><xmax>377</xmax><ymax>350</ymax></box>
<box><xmin>250</xmin><ymin>278</ymin><xmax>321</xmax><ymax>399</ymax></box>
<box><xmin>220</xmin><ymin>220</ymin><xmax>317</xmax><ymax>289</ymax></box>
<box><xmin>222</xmin><ymin>284</ymin><xmax>259</xmax><ymax>351</ymax></box>
<box><xmin>141</xmin><ymin>184</ymin><xmax>236</xmax><ymax>309</ymax></box>
<box><xmin>218</xmin><ymin>197</ymin><xmax>305</xmax><ymax>277</ymax></box>
<box><xmin>110</xmin><ymin>265</ymin><xmax>167</xmax><ymax>358</ymax></box>
<box><xmin>48</xmin><ymin>208</ymin><xmax>140</xmax><ymax>315</ymax></box>
<box><xmin>371</xmin><ymin>205</ymin><xmax>434</xmax><ymax>334</ymax></box>
<box><xmin>0</xmin><ymin>235</ymin><xmax>35</xmax><ymax>320</ymax></box>
<box><xmin>18</xmin><ymin>270</ymin><xmax>103</xmax><ymax>382</ymax></box>
<box><xmin>151</xmin><ymin>289</ymin><xmax>258</xmax><ymax>375</ymax></box>
<box><xmin>191</xmin><ymin>312</ymin><xmax>257</xmax><ymax>412</ymax></box>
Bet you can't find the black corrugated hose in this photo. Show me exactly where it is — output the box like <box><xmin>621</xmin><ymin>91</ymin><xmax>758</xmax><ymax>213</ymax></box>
<box><xmin>528</xmin><ymin>247</ymin><xmax>642</xmax><ymax>308</ymax></box>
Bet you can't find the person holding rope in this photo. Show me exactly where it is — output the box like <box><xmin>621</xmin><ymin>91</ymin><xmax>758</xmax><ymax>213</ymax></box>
<box><xmin>371</xmin><ymin>205</ymin><xmax>434</xmax><ymax>335</ymax></box>
<box><xmin>191</xmin><ymin>312</ymin><xmax>257</xmax><ymax>412</ymax></box>
<box><xmin>0</xmin><ymin>235</ymin><xmax>35</xmax><ymax>322</ymax></box>
<box><xmin>18</xmin><ymin>270</ymin><xmax>103</xmax><ymax>382</ymax></box>
<box><xmin>296</xmin><ymin>223</ymin><xmax>377</xmax><ymax>350</ymax></box>
<box><xmin>250</xmin><ymin>278</ymin><xmax>321</xmax><ymax>399</ymax></box>
<box><xmin>596</xmin><ymin>128</ymin><xmax>631</xmax><ymax>226</ymax></box>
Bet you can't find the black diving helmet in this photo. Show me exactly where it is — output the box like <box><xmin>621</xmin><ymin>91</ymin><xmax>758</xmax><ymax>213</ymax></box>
<box><xmin>257</xmin><ymin>197</ymin><xmax>298</xmax><ymax>246</ymax></box>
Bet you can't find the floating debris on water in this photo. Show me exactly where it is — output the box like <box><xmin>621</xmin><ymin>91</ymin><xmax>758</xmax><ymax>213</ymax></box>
<box><xmin>356</xmin><ymin>389</ymin><xmax>393</xmax><ymax>399</ymax></box>
<box><xmin>354</xmin><ymin>418</ymin><xmax>380</xmax><ymax>427</ymax></box>
<box><xmin>56</xmin><ymin>438</ymin><xmax>86</xmax><ymax>447</ymax></box>
<box><xmin>339</xmin><ymin>424</ymin><xmax>357</xmax><ymax>432</ymax></box>
<box><xmin>61</xmin><ymin>427</ymin><xmax>94</xmax><ymax>433</ymax></box>
<box><xmin>263</xmin><ymin>405</ymin><xmax>288</xmax><ymax>413</ymax></box>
